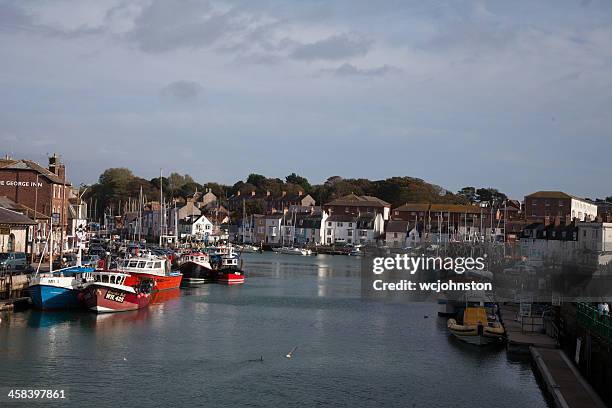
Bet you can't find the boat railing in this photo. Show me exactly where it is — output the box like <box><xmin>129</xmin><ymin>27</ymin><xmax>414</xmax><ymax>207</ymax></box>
<box><xmin>576</xmin><ymin>302</ymin><xmax>612</xmax><ymax>341</ymax></box>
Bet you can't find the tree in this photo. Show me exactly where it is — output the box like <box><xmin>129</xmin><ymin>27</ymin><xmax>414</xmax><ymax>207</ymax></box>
<box><xmin>606</xmin><ymin>196</ymin><xmax>612</xmax><ymax>203</ymax></box>
<box><xmin>285</xmin><ymin>173</ymin><xmax>311</xmax><ymax>192</ymax></box>
<box><xmin>246</xmin><ymin>174</ymin><xmax>266</xmax><ymax>188</ymax></box>
<box><xmin>458</xmin><ymin>187</ymin><xmax>478</xmax><ymax>203</ymax></box>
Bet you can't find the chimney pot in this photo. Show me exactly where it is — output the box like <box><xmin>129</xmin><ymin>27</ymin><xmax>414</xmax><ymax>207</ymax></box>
<box><xmin>282</xmin><ymin>191</ymin><xmax>287</xmax><ymax>197</ymax></box>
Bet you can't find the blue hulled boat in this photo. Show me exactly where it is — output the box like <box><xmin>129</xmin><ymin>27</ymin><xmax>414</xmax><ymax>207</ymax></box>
<box><xmin>29</xmin><ymin>267</ymin><xmax>95</xmax><ymax>310</ymax></box>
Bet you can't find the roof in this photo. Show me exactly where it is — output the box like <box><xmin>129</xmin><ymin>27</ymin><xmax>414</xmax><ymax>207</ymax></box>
<box><xmin>325</xmin><ymin>193</ymin><xmax>390</xmax><ymax>208</ymax></box>
<box><xmin>394</xmin><ymin>203</ymin><xmax>482</xmax><ymax>214</ymax></box>
<box><xmin>394</xmin><ymin>203</ymin><xmax>430</xmax><ymax>212</ymax></box>
<box><xmin>429</xmin><ymin>204</ymin><xmax>482</xmax><ymax>214</ymax></box>
<box><xmin>525</xmin><ymin>191</ymin><xmax>576</xmax><ymax>200</ymax></box>
<box><xmin>386</xmin><ymin>220</ymin><xmax>411</xmax><ymax>233</ymax></box>
<box><xmin>0</xmin><ymin>207</ymin><xmax>37</xmax><ymax>226</ymax></box>
<box><xmin>0</xmin><ymin>159</ymin><xmax>69</xmax><ymax>185</ymax></box>
<box><xmin>327</xmin><ymin>214</ymin><xmax>358</xmax><ymax>222</ymax></box>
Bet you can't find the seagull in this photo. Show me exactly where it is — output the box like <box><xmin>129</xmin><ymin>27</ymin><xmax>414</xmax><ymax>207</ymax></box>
<box><xmin>286</xmin><ymin>346</ymin><xmax>298</xmax><ymax>358</ymax></box>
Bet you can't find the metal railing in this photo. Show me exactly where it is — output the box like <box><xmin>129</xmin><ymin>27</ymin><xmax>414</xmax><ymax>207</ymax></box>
<box><xmin>576</xmin><ymin>302</ymin><xmax>612</xmax><ymax>341</ymax></box>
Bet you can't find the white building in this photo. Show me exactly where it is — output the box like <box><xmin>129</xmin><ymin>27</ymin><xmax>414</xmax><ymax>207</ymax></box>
<box><xmin>179</xmin><ymin>215</ymin><xmax>214</xmax><ymax>241</ymax></box>
<box><xmin>324</xmin><ymin>213</ymin><xmax>384</xmax><ymax>245</ymax></box>
<box><xmin>576</xmin><ymin>222</ymin><xmax>612</xmax><ymax>252</ymax></box>
<box><xmin>264</xmin><ymin>214</ymin><xmax>283</xmax><ymax>244</ymax></box>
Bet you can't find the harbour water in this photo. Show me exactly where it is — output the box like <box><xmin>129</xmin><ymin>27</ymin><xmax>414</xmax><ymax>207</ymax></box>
<box><xmin>0</xmin><ymin>253</ymin><xmax>550</xmax><ymax>407</ymax></box>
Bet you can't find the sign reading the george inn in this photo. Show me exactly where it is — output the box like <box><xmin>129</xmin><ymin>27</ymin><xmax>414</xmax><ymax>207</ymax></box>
<box><xmin>0</xmin><ymin>180</ymin><xmax>44</xmax><ymax>188</ymax></box>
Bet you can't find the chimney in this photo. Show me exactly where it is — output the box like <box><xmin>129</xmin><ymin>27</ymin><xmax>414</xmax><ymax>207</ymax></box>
<box><xmin>57</xmin><ymin>164</ymin><xmax>66</xmax><ymax>181</ymax></box>
<box><xmin>298</xmin><ymin>191</ymin><xmax>303</xmax><ymax>196</ymax></box>
<box><xmin>266</xmin><ymin>190</ymin><xmax>271</xmax><ymax>196</ymax></box>
<box><xmin>282</xmin><ymin>191</ymin><xmax>287</xmax><ymax>197</ymax></box>
<box><xmin>251</xmin><ymin>190</ymin><xmax>256</xmax><ymax>197</ymax></box>
<box><xmin>48</xmin><ymin>153</ymin><xmax>60</xmax><ymax>175</ymax></box>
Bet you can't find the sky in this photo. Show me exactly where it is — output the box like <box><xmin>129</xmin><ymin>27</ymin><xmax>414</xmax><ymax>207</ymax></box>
<box><xmin>1</xmin><ymin>0</ymin><xmax>611</xmax><ymax>199</ymax></box>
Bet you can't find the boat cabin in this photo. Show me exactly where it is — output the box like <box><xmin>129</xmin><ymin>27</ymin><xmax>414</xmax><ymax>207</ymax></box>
<box><xmin>92</xmin><ymin>272</ymin><xmax>128</xmax><ymax>286</ymax></box>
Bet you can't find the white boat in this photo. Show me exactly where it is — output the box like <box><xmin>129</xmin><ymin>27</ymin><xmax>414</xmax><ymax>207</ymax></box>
<box><xmin>238</xmin><ymin>244</ymin><xmax>261</xmax><ymax>253</ymax></box>
<box><xmin>273</xmin><ymin>247</ymin><xmax>311</xmax><ymax>256</ymax></box>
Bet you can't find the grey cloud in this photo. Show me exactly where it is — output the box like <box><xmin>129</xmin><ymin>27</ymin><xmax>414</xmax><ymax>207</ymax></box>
<box><xmin>291</xmin><ymin>33</ymin><xmax>371</xmax><ymax>61</ymax></box>
<box><xmin>321</xmin><ymin>63</ymin><xmax>401</xmax><ymax>77</ymax></box>
<box><xmin>161</xmin><ymin>81</ymin><xmax>204</xmax><ymax>103</ymax></box>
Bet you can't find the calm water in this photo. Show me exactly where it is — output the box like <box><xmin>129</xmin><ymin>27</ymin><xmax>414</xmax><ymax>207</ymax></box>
<box><xmin>0</xmin><ymin>253</ymin><xmax>549</xmax><ymax>408</ymax></box>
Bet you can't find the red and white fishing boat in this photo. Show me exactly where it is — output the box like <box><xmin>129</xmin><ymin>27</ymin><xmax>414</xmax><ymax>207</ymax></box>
<box><xmin>81</xmin><ymin>271</ymin><xmax>154</xmax><ymax>313</ymax></box>
<box><xmin>213</xmin><ymin>250</ymin><xmax>245</xmax><ymax>285</ymax></box>
<box><xmin>118</xmin><ymin>254</ymin><xmax>182</xmax><ymax>291</ymax></box>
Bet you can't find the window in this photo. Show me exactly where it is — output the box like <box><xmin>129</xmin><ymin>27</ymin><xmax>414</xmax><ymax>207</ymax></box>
<box><xmin>338</xmin><ymin>222</ymin><xmax>343</xmax><ymax>227</ymax></box>
<box><xmin>393</xmin><ymin>233</ymin><xmax>398</xmax><ymax>238</ymax></box>
<box><xmin>327</xmin><ymin>229</ymin><xmax>332</xmax><ymax>236</ymax></box>
<box><xmin>348</xmin><ymin>223</ymin><xmax>352</xmax><ymax>227</ymax></box>
<box><xmin>154</xmin><ymin>262</ymin><xmax>162</xmax><ymax>269</ymax></box>
<box><xmin>128</xmin><ymin>260</ymin><xmax>138</xmax><ymax>267</ymax></box>
<box><xmin>394</xmin><ymin>211</ymin><xmax>399</xmax><ymax>215</ymax></box>
<box><xmin>348</xmin><ymin>230</ymin><xmax>353</xmax><ymax>236</ymax></box>
<box><xmin>146</xmin><ymin>262</ymin><xmax>154</xmax><ymax>268</ymax></box>
<box><xmin>138</xmin><ymin>261</ymin><xmax>146</xmax><ymax>268</ymax></box>
<box><xmin>328</xmin><ymin>222</ymin><xmax>332</xmax><ymax>227</ymax></box>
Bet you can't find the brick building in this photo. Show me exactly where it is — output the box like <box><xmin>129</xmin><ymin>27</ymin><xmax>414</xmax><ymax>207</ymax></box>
<box><xmin>0</xmin><ymin>154</ymin><xmax>75</xmax><ymax>254</ymax></box>
<box><xmin>524</xmin><ymin>191</ymin><xmax>597</xmax><ymax>223</ymax></box>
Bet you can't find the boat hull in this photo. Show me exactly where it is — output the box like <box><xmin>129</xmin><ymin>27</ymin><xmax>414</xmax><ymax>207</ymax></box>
<box><xmin>29</xmin><ymin>284</ymin><xmax>81</xmax><ymax>310</ymax></box>
<box><xmin>82</xmin><ymin>285</ymin><xmax>150</xmax><ymax>313</ymax></box>
<box><xmin>124</xmin><ymin>272</ymin><xmax>182</xmax><ymax>291</ymax></box>
<box><xmin>180</xmin><ymin>262</ymin><xmax>214</xmax><ymax>284</ymax></box>
<box><xmin>214</xmin><ymin>268</ymin><xmax>245</xmax><ymax>285</ymax></box>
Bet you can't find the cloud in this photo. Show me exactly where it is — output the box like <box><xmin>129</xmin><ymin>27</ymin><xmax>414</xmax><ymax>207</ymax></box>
<box><xmin>291</xmin><ymin>33</ymin><xmax>372</xmax><ymax>61</ymax></box>
<box><xmin>160</xmin><ymin>81</ymin><xmax>204</xmax><ymax>103</ymax></box>
<box><xmin>320</xmin><ymin>63</ymin><xmax>401</xmax><ymax>77</ymax></box>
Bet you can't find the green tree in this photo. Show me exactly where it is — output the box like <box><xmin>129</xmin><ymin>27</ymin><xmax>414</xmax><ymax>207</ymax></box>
<box><xmin>285</xmin><ymin>173</ymin><xmax>311</xmax><ymax>192</ymax></box>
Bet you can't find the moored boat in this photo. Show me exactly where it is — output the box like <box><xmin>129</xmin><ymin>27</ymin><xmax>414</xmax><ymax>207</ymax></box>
<box><xmin>81</xmin><ymin>271</ymin><xmax>154</xmax><ymax>313</ymax></box>
<box><xmin>211</xmin><ymin>248</ymin><xmax>245</xmax><ymax>285</ymax></box>
<box><xmin>179</xmin><ymin>251</ymin><xmax>215</xmax><ymax>284</ymax></box>
<box><xmin>447</xmin><ymin>306</ymin><xmax>505</xmax><ymax>346</ymax></box>
<box><xmin>29</xmin><ymin>266</ymin><xmax>95</xmax><ymax>310</ymax></box>
<box><xmin>118</xmin><ymin>254</ymin><xmax>182</xmax><ymax>291</ymax></box>
<box><xmin>273</xmin><ymin>246</ymin><xmax>311</xmax><ymax>256</ymax></box>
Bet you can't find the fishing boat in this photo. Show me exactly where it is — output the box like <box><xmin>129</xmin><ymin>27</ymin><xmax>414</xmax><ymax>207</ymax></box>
<box><xmin>179</xmin><ymin>251</ymin><xmax>215</xmax><ymax>284</ymax></box>
<box><xmin>447</xmin><ymin>306</ymin><xmax>505</xmax><ymax>345</ymax></box>
<box><xmin>118</xmin><ymin>254</ymin><xmax>182</xmax><ymax>291</ymax></box>
<box><xmin>211</xmin><ymin>248</ymin><xmax>245</xmax><ymax>284</ymax></box>
<box><xmin>81</xmin><ymin>271</ymin><xmax>154</xmax><ymax>313</ymax></box>
<box><xmin>29</xmin><ymin>266</ymin><xmax>95</xmax><ymax>310</ymax></box>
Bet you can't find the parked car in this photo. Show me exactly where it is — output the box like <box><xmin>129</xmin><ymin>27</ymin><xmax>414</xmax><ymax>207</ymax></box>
<box><xmin>0</xmin><ymin>252</ymin><xmax>28</xmax><ymax>271</ymax></box>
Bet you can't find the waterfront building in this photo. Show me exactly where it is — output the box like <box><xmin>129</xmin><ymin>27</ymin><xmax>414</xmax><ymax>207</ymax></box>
<box><xmin>324</xmin><ymin>194</ymin><xmax>391</xmax><ymax>221</ymax></box>
<box><xmin>392</xmin><ymin>203</ymin><xmax>493</xmax><ymax>241</ymax></box>
<box><xmin>0</xmin><ymin>154</ymin><xmax>78</xmax><ymax>254</ymax></box>
<box><xmin>385</xmin><ymin>220</ymin><xmax>411</xmax><ymax>248</ymax></box>
<box><xmin>524</xmin><ymin>191</ymin><xmax>597</xmax><ymax>222</ymax></box>
<box><xmin>294</xmin><ymin>211</ymin><xmax>328</xmax><ymax>245</ymax></box>
<box><xmin>0</xmin><ymin>197</ymin><xmax>37</xmax><ymax>253</ymax></box>
<box><xmin>264</xmin><ymin>214</ymin><xmax>283</xmax><ymax>244</ymax></box>
<box><xmin>324</xmin><ymin>214</ymin><xmax>356</xmax><ymax>245</ymax></box>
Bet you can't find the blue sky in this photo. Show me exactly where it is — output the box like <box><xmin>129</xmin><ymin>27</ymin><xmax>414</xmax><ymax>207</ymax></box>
<box><xmin>1</xmin><ymin>0</ymin><xmax>611</xmax><ymax>199</ymax></box>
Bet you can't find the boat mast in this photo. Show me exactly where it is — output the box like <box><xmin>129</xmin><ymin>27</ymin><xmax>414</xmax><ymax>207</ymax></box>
<box><xmin>159</xmin><ymin>168</ymin><xmax>163</xmax><ymax>246</ymax></box>
<box><xmin>242</xmin><ymin>199</ymin><xmax>246</xmax><ymax>244</ymax></box>
<box><xmin>138</xmin><ymin>186</ymin><xmax>143</xmax><ymax>243</ymax></box>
